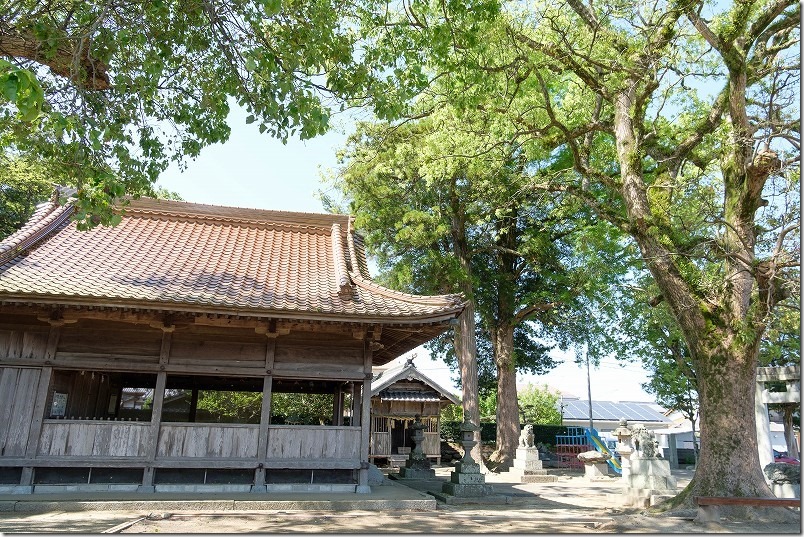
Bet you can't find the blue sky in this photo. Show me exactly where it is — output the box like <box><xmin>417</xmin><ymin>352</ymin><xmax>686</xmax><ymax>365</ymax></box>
<box><xmin>156</xmin><ymin>104</ymin><xmax>655</xmax><ymax>403</ymax></box>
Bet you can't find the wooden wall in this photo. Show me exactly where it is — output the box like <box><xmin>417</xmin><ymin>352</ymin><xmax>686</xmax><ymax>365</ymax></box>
<box><xmin>0</xmin><ymin>367</ymin><xmax>42</xmax><ymax>457</ymax></box>
<box><xmin>0</xmin><ymin>313</ymin><xmax>371</xmax><ymax>482</ymax></box>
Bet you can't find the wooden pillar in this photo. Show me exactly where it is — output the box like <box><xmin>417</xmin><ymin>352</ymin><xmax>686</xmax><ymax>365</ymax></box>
<box><xmin>19</xmin><ymin>324</ymin><xmax>61</xmax><ymax>490</ymax></box>
<box><xmin>357</xmin><ymin>338</ymin><xmax>374</xmax><ymax>493</ymax></box>
<box><xmin>253</xmin><ymin>333</ymin><xmax>277</xmax><ymax>492</ymax></box>
<box><xmin>333</xmin><ymin>384</ymin><xmax>344</xmax><ymax>426</ymax></box>
<box><xmin>140</xmin><ymin>327</ymin><xmax>172</xmax><ymax>492</ymax></box>
<box><xmin>188</xmin><ymin>388</ymin><xmax>199</xmax><ymax>422</ymax></box>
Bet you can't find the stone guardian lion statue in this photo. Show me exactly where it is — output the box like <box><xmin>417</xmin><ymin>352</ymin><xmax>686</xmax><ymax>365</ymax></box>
<box><xmin>519</xmin><ymin>424</ymin><xmax>535</xmax><ymax>448</ymax></box>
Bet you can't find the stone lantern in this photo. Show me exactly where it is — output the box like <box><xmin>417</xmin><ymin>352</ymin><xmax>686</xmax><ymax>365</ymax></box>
<box><xmin>459</xmin><ymin>420</ymin><xmax>480</xmax><ymax>467</ymax></box>
<box><xmin>439</xmin><ymin>419</ymin><xmax>493</xmax><ymax>499</ymax></box>
<box><xmin>612</xmin><ymin>418</ymin><xmax>634</xmax><ymax>480</ymax></box>
<box><xmin>398</xmin><ymin>415</ymin><xmax>435</xmax><ymax>479</ymax></box>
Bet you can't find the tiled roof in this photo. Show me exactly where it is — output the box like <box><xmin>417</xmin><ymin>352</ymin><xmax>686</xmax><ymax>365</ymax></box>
<box><xmin>0</xmin><ymin>197</ymin><xmax>465</xmax><ymax>327</ymax></box>
<box><xmin>371</xmin><ymin>359</ymin><xmax>460</xmax><ymax>404</ymax></box>
<box><xmin>378</xmin><ymin>390</ymin><xmax>443</xmax><ymax>403</ymax></box>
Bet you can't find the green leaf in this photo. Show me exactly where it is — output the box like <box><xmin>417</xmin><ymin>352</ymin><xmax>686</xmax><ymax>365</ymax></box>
<box><xmin>2</xmin><ymin>76</ymin><xmax>18</xmax><ymax>102</ymax></box>
<box><xmin>262</xmin><ymin>0</ymin><xmax>282</xmax><ymax>17</ymax></box>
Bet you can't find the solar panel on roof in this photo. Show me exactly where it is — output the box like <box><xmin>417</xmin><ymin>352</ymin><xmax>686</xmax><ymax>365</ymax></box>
<box><xmin>560</xmin><ymin>400</ymin><xmax>669</xmax><ymax>423</ymax></box>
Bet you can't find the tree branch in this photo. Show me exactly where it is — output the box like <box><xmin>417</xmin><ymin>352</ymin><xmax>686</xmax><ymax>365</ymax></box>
<box><xmin>0</xmin><ymin>29</ymin><xmax>110</xmax><ymax>90</ymax></box>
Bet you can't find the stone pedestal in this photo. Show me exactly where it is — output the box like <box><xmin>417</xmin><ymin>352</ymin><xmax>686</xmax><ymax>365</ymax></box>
<box><xmin>441</xmin><ymin>461</ymin><xmax>494</xmax><ymax>497</ymax></box>
<box><xmin>772</xmin><ymin>482</ymin><xmax>801</xmax><ymax>499</ymax></box>
<box><xmin>578</xmin><ymin>450</ymin><xmax>612</xmax><ymax>481</ymax></box>
<box><xmin>622</xmin><ymin>456</ymin><xmax>677</xmax><ymax>507</ymax></box>
<box><xmin>503</xmin><ymin>447</ymin><xmax>558</xmax><ymax>483</ymax></box>
<box><xmin>584</xmin><ymin>462</ymin><xmax>610</xmax><ymax>480</ymax></box>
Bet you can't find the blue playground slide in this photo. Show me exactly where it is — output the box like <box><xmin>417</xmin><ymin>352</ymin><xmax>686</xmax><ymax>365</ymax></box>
<box><xmin>584</xmin><ymin>427</ymin><xmax>622</xmax><ymax>474</ymax></box>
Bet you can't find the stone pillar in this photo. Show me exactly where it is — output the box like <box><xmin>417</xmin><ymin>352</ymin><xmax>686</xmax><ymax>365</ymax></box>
<box><xmin>398</xmin><ymin>415</ymin><xmax>435</xmax><ymax>479</ymax></box>
<box><xmin>665</xmin><ymin>433</ymin><xmax>678</xmax><ymax>470</ymax></box>
<box><xmin>755</xmin><ymin>380</ymin><xmax>774</xmax><ymax>472</ymax></box>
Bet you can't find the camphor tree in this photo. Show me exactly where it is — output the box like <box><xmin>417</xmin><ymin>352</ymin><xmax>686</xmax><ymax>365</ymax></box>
<box><xmin>332</xmin><ymin>107</ymin><xmax>625</xmax><ymax>466</ymax></box>
<box><xmin>481</xmin><ymin>0</ymin><xmax>801</xmax><ymax>505</ymax></box>
<box><xmin>332</xmin><ymin>113</ymin><xmax>530</xmax><ymax>465</ymax></box>
<box><xmin>333</xmin><ymin>0</ymin><xmax>801</xmax><ymax>505</ymax></box>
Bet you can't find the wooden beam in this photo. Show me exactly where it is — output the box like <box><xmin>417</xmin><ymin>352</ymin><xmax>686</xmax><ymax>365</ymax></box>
<box><xmin>254</xmin><ymin>375</ymin><xmax>273</xmax><ymax>491</ymax></box>
<box><xmin>141</xmin><ymin>330</ymin><xmax>171</xmax><ymax>490</ymax></box>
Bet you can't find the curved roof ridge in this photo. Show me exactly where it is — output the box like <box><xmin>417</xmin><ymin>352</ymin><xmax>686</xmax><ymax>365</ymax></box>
<box><xmin>371</xmin><ymin>360</ymin><xmax>460</xmax><ymax>404</ymax></box>
<box><xmin>343</xmin><ymin>219</ymin><xmax>464</xmax><ymax>309</ymax></box>
<box><xmin>0</xmin><ymin>197</ymin><xmax>74</xmax><ymax>265</ymax></box>
<box><xmin>349</xmin><ymin>271</ymin><xmax>464</xmax><ymax>308</ymax></box>
<box><xmin>126</xmin><ymin>197</ymin><xmax>351</xmax><ymax>229</ymax></box>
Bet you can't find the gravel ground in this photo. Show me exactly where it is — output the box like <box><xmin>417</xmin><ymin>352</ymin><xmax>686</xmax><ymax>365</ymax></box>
<box><xmin>0</xmin><ymin>467</ymin><xmax>799</xmax><ymax>534</ymax></box>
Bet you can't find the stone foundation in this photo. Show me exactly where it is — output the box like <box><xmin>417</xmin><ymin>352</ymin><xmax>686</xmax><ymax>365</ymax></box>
<box><xmin>621</xmin><ymin>457</ymin><xmax>677</xmax><ymax>507</ymax></box>
<box><xmin>502</xmin><ymin>447</ymin><xmax>559</xmax><ymax>483</ymax></box>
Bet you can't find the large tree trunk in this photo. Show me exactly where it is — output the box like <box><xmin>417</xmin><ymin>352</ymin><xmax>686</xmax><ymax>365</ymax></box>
<box><xmin>449</xmin><ymin>186</ymin><xmax>485</xmax><ymax>467</ymax></box>
<box><xmin>613</xmin><ymin>82</ymin><xmax>777</xmax><ymax>508</ymax></box>
<box><xmin>454</xmin><ymin>298</ymin><xmax>484</xmax><ymax>467</ymax></box>
<box><xmin>489</xmin><ymin>324</ymin><xmax>518</xmax><ymax>469</ymax></box>
<box><xmin>693</xmin><ymin>341</ymin><xmax>771</xmax><ymax>497</ymax></box>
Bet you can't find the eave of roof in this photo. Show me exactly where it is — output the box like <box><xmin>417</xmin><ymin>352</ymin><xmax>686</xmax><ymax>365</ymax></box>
<box><xmin>0</xmin><ymin>196</ymin><xmax>466</xmax><ymax>363</ymax></box>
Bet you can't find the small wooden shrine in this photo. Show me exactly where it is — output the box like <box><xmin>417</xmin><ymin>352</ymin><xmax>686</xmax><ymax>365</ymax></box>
<box><xmin>369</xmin><ymin>356</ymin><xmax>460</xmax><ymax>466</ymax></box>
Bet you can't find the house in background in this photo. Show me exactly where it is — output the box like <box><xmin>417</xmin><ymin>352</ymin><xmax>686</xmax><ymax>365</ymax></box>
<box><xmin>0</xmin><ymin>194</ymin><xmax>464</xmax><ymax>494</ymax></box>
<box><xmin>369</xmin><ymin>356</ymin><xmax>459</xmax><ymax>467</ymax></box>
<box><xmin>559</xmin><ymin>396</ymin><xmax>672</xmax><ymax>434</ymax></box>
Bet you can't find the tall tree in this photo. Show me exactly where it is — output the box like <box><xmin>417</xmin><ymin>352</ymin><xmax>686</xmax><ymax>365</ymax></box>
<box><xmin>477</xmin><ymin>0</ymin><xmax>800</xmax><ymax>505</ymax></box>
<box><xmin>333</xmin><ymin>113</ymin><xmax>578</xmax><ymax>464</ymax></box>
<box><xmin>330</xmin><ymin>0</ymin><xmax>799</xmax><ymax>505</ymax></box>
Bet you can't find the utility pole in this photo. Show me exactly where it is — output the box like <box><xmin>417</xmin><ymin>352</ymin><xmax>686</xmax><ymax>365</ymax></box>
<box><xmin>585</xmin><ymin>342</ymin><xmax>594</xmax><ymax>431</ymax></box>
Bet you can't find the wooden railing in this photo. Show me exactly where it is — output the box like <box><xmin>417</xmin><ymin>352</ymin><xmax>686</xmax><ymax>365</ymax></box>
<box><xmin>157</xmin><ymin>423</ymin><xmax>259</xmax><ymax>458</ymax></box>
<box><xmin>370</xmin><ymin>431</ymin><xmax>391</xmax><ymax>456</ymax></box>
<box><xmin>34</xmin><ymin>421</ymin><xmax>361</xmax><ymax>464</ymax></box>
<box><xmin>38</xmin><ymin>420</ymin><xmax>150</xmax><ymax>457</ymax></box>
<box><xmin>266</xmin><ymin>425</ymin><xmax>360</xmax><ymax>460</ymax></box>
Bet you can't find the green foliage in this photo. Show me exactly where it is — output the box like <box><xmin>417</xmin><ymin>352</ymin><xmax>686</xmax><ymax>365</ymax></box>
<box><xmin>0</xmin><ymin>59</ymin><xmax>43</xmax><ymax>122</ymax></box>
<box><xmin>0</xmin><ymin>155</ymin><xmax>58</xmax><ymax>237</ymax></box>
<box><xmin>440</xmin><ymin>402</ymin><xmax>463</xmax><ymax>423</ymax></box>
<box><xmin>517</xmin><ymin>383</ymin><xmax>562</xmax><ymax>425</ymax></box>
<box><xmin>270</xmin><ymin>392</ymin><xmax>337</xmax><ymax>425</ymax></box>
<box><xmin>195</xmin><ymin>390</ymin><xmax>262</xmax><ymax>423</ymax></box>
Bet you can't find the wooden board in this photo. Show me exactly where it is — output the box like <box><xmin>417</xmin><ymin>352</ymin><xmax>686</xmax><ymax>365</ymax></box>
<box><xmin>370</xmin><ymin>432</ymin><xmax>391</xmax><ymax>456</ymax></box>
<box><xmin>36</xmin><ymin>421</ymin><xmax>150</xmax><ymax>457</ymax></box>
<box><xmin>169</xmin><ymin>334</ymin><xmax>266</xmax><ymax>368</ymax></box>
<box><xmin>0</xmin><ymin>367</ymin><xmax>41</xmax><ymax>456</ymax></box>
<box><xmin>274</xmin><ymin>342</ymin><xmax>363</xmax><ymax>366</ymax></box>
<box><xmin>156</xmin><ymin>424</ymin><xmax>259</xmax><ymax>458</ymax></box>
<box><xmin>266</xmin><ymin>426</ymin><xmax>360</xmax><ymax>460</ymax></box>
<box><xmin>0</xmin><ymin>330</ymin><xmax>49</xmax><ymax>361</ymax></box>
<box><xmin>57</xmin><ymin>328</ymin><xmax>162</xmax><ymax>357</ymax></box>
